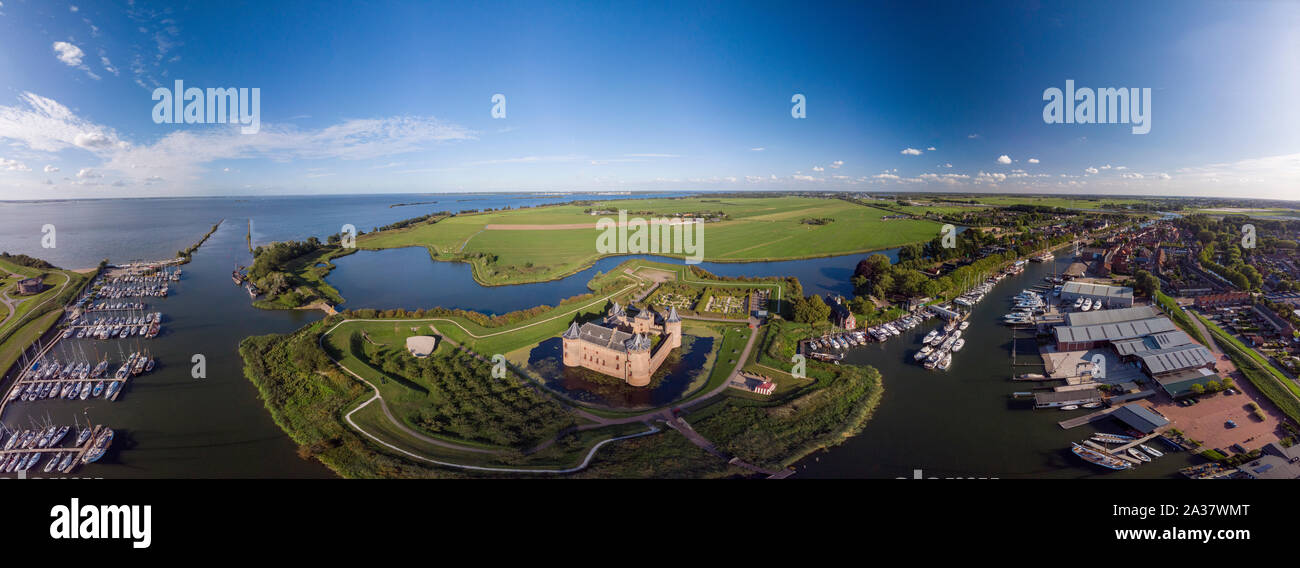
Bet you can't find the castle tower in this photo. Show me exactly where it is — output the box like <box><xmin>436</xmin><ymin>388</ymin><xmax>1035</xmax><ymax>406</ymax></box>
<box><xmin>607</xmin><ymin>301</ymin><xmax>627</xmax><ymax>326</ymax></box>
<box><xmin>632</xmin><ymin>303</ymin><xmax>654</xmax><ymax>334</ymax></box>
<box><xmin>624</xmin><ymin>333</ymin><xmax>652</xmax><ymax>387</ymax></box>
<box><xmin>561</xmin><ymin>322</ymin><xmax>581</xmax><ymax>367</ymax></box>
<box><xmin>664</xmin><ymin>306</ymin><xmax>682</xmax><ymax>349</ymax></box>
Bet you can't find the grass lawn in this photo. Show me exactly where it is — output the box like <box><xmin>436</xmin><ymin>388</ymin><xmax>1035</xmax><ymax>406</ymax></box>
<box><xmin>356</xmin><ymin>196</ymin><xmax>944</xmax><ymax>285</ymax></box>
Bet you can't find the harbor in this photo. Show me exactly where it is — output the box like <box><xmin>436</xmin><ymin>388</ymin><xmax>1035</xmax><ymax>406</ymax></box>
<box><xmin>0</xmin><ymin>261</ymin><xmax>182</xmax><ymax>475</ymax></box>
<box><xmin>798</xmin><ymin>243</ymin><xmax>1200</xmax><ymax>478</ymax></box>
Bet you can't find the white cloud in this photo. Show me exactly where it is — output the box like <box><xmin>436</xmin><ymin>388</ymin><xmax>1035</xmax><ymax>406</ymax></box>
<box><xmin>0</xmin><ymin>91</ymin><xmax>477</xmax><ymax>187</ymax></box>
<box><xmin>52</xmin><ymin>42</ymin><xmax>85</xmax><ymax>66</ymax></box>
<box><xmin>749</xmin><ymin>147</ymin><xmax>765</xmax><ymax>152</ymax></box>
<box><xmin>624</xmin><ymin>153</ymin><xmax>680</xmax><ymax>158</ymax></box>
<box><xmin>830</xmin><ymin>160</ymin><xmax>844</xmax><ymax>169</ymax></box>
<box><xmin>43</xmin><ymin>164</ymin><xmax>59</xmax><ymax>173</ymax></box>
<box><xmin>926</xmin><ymin>146</ymin><xmax>936</xmax><ymax>151</ymax></box>
<box><xmin>812</xmin><ymin>166</ymin><xmax>825</xmax><ymax>172</ymax></box>
<box><xmin>1122</xmin><ymin>172</ymin><xmax>1144</xmax><ymax>179</ymax></box>
<box><xmin>70</xmin><ymin>5</ymin><xmax>79</xmax><ymax>12</ymax></box>
<box><xmin>1085</xmin><ymin>167</ymin><xmax>1099</xmax><ymax>174</ymax></box>
<box><xmin>76</xmin><ymin>168</ymin><xmax>101</xmax><ymax>179</ymax></box>
<box><xmin>901</xmin><ymin>148</ymin><xmax>922</xmax><ymax>156</ymax></box>
<box><xmin>996</xmin><ymin>155</ymin><xmax>1011</xmax><ymax>165</ymax></box>
<box><xmin>0</xmin><ymin>157</ymin><xmax>30</xmax><ymax>171</ymax></box>
<box><xmin>941</xmin><ymin>162</ymin><xmax>952</xmax><ymax>168</ymax></box>
<box><xmin>1027</xmin><ymin>158</ymin><xmax>1039</xmax><ymax>164</ymax></box>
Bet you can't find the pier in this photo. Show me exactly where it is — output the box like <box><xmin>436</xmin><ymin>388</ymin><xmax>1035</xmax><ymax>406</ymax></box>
<box><xmin>1058</xmin><ymin>407</ymin><xmax>1117</xmax><ymax>429</ymax></box>
<box><xmin>0</xmin><ymin>424</ymin><xmax>104</xmax><ymax>474</ymax></box>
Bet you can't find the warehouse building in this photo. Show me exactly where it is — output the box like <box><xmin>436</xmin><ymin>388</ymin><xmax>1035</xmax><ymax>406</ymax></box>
<box><xmin>1059</xmin><ymin>281</ymin><xmax>1134</xmax><ymax>308</ymax></box>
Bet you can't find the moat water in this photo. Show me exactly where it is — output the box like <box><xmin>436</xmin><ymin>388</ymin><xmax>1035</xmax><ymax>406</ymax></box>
<box><xmin>0</xmin><ymin>194</ymin><xmax>1198</xmax><ymax>478</ymax></box>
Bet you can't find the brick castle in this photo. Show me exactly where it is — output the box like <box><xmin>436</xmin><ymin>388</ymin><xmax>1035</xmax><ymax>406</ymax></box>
<box><xmin>561</xmin><ymin>302</ymin><xmax>682</xmax><ymax>387</ymax></box>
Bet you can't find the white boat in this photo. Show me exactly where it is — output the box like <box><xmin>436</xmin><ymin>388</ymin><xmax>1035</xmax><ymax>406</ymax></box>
<box><xmin>914</xmin><ymin>345</ymin><xmax>933</xmax><ymax>361</ymax></box>
<box><xmin>959</xmin><ymin>321</ymin><xmax>970</xmax><ymax>331</ymax></box>
<box><xmin>951</xmin><ymin>339</ymin><xmax>965</xmax><ymax>352</ymax></box>
<box><xmin>1081</xmin><ymin>402</ymin><xmax>1102</xmax><ymax>409</ymax></box>
<box><xmin>1074</xmin><ymin>297</ymin><xmax>1084</xmax><ymax>309</ymax></box>
<box><xmin>922</xmin><ymin>330</ymin><xmax>939</xmax><ymax>344</ymax></box>
<box><xmin>1060</xmin><ymin>405</ymin><xmax>1080</xmax><ymax>411</ymax></box>
<box><xmin>936</xmin><ymin>353</ymin><xmax>952</xmax><ymax>371</ymax></box>
<box><xmin>1128</xmin><ymin>448</ymin><xmax>1152</xmax><ymax>463</ymax></box>
<box><xmin>1081</xmin><ymin>298</ymin><xmax>1093</xmax><ymax>311</ymax></box>
<box><xmin>1140</xmin><ymin>444</ymin><xmax>1164</xmax><ymax>458</ymax></box>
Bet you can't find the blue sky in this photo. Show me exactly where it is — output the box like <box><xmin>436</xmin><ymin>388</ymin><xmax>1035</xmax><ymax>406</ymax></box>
<box><xmin>0</xmin><ymin>0</ymin><xmax>1297</xmax><ymax>199</ymax></box>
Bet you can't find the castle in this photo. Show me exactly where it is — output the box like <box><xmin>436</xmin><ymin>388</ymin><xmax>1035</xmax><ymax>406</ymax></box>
<box><xmin>561</xmin><ymin>302</ymin><xmax>682</xmax><ymax>387</ymax></box>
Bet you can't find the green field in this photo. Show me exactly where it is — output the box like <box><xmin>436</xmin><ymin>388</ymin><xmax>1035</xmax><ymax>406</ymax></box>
<box><xmin>356</xmin><ymin>196</ymin><xmax>944</xmax><ymax>285</ymax></box>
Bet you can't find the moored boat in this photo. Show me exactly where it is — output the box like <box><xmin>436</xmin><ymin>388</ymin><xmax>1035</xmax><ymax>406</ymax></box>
<box><xmin>1071</xmin><ymin>443</ymin><xmax>1132</xmax><ymax>470</ymax></box>
<box><xmin>1128</xmin><ymin>448</ymin><xmax>1152</xmax><ymax>463</ymax></box>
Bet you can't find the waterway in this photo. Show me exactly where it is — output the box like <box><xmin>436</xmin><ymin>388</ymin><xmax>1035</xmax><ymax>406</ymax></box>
<box><xmin>0</xmin><ymin>194</ymin><xmax>1197</xmax><ymax>478</ymax></box>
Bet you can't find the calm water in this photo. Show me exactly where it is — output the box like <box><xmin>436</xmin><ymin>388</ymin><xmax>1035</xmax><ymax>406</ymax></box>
<box><xmin>326</xmin><ymin>248</ymin><xmax>900</xmax><ymax>314</ymax></box>
<box><xmin>527</xmin><ymin>336</ymin><xmax>714</xmax><ymax>409</ymax></box>
<box><xmin>0</xmin><ymin>195</ymin><xmax>1194</xmax><ymax>478</ymax></box>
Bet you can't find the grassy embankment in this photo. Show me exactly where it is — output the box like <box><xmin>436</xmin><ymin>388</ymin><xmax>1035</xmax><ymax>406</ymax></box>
<box><xmin>1155</xmin><ymin>291</ymin><xmax>1207</xmax><ymax>344</ymax></box>
<box><xmin>1194</xmin><ymin>312</ymin><xmax>1300</xmax><ymax>425</ymax></box>
<box><xmin>355</xmin><ymin>196</ymin><xmax>944</xmax><ymax>286</ymax></box>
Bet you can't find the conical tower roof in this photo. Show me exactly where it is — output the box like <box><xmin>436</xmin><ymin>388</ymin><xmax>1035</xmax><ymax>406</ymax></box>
<box><xmin>562</xmin><ymin>321</ymin><xmax>581</xmax><ymax>339</ymax></box>
<box><xmin>665</xmin><ymin>306</ymin><xmax>681</xmax><ymax>323</ymax></box>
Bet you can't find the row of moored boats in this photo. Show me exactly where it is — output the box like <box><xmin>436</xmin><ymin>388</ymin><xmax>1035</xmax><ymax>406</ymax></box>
<box><xmin>0</xmin><ymin>426</ymin><xmax>112</xmax><ymax>473</ymax></box>
<box><xmin>1071</xmin><ymin>433</ymin><xmax>1167</xmax><ymax>471</ymax></box>
<box><xmin>64</xmin><ymin>312</ymin><xmax>161</xmax><ymax>340</ymax></box>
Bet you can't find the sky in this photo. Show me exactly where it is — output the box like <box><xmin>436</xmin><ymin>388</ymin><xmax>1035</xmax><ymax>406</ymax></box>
<box><xmin>0</xmin><ymin>0</ymin><xmax>1297</xmax><ymax>200</ymax></box>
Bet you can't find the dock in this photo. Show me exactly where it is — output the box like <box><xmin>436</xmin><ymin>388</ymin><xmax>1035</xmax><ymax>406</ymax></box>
<box><xmin>1083</xmin><ymin>440</ymin><xmax>1141</xmax><ymax>465</ymax></box>
<box><xmin>1058</xmin><ymin>406</ymin><xmax>1118</xmax><ymax>429</ymax></box>
<box><xmin>0</xmin><ymin>424</ymin><xmax>104</xmax><ymax>474</ymax></box>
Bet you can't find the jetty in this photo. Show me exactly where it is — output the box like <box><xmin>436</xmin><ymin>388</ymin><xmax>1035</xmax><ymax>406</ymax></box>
<box><xmin>0</xmin><ymin>424</ymin><xmax>105</xmax><ymax>474</ymax></box>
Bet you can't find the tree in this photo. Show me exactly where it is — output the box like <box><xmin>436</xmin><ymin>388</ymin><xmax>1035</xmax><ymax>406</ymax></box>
<box><xmin>793</xmin><ymin>294</ymin><xmax>831</xmax><ymax>324</ymax></box>
<box><xmin>1191</xmin><ymin>383</ymin><xmax>1206</xmax><ymax>395</ymax></box>
<box><xmin>1206</xmin><ymin>380</ymin><xmax>1222</xmax><ymax>393</ymax></box>
<box><xmin>1133</xmin><ymin>270</ymin><xmax>1160</xmax><ymax>297</ymax></box>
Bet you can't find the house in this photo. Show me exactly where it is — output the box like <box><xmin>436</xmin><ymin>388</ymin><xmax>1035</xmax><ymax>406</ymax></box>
<box><xmin>1194</xmin><ymin>292</ymin><xmax>1251</xmax><ymax>309</ymax></box>
<box><xmin>1238</xmin><ymin>443</ymin><xmax>1300</xmax><ymax>479</ymax></box>
<box><xmin>830</xmin><ymin>297</ymin><xmax>856</xmax><ymax>330</ymax></box>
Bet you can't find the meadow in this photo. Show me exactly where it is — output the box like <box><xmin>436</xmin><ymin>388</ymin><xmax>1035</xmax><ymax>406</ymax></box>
<box><xmin>355</xmin><ymin>196</ymin><xmax>944</xmax><ymax>285</ymax></box>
